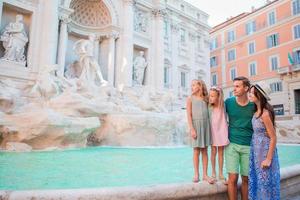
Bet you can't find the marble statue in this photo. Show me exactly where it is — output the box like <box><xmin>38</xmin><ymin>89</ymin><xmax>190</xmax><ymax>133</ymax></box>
<box><xmin>0</xmin><ymin>14</ymin><xmax>28</xmax><ymax>64</ymax></box>
<box><xmin>73</xmin><ymin>34</ymin><xmax>107</xmax><ymax>87</ymax></box>
<box><xmin>133</xmin><ymin>51</ymin><xmax>147</xmax><ymax>85</ymax></box>
<box><xmin>64</xmin><ymin>61</ymin><xmax>82</xmax><ymax>79</ymax></box>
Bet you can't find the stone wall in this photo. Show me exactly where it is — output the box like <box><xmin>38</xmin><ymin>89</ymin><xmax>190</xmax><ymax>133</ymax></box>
<box><xmin>1</xmin><ymin>164</ymin><xmax>299</xmax><ymax>200</ymax></box>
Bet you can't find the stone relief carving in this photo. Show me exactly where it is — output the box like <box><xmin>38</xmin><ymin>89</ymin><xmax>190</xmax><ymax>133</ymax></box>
<box><xmin>133</xmin><ymin>51</ymin><xmax>147</xmax><ymax>85</ymax></box>
<box><xmin>0</xmin><ymin>15</ymin><xmax>28</xmax><ymax>65</ymax></box>
<box><xmin>134</xmin><ymin>9</ymin><xmax>148</xmax><ymax>33</ymax></box>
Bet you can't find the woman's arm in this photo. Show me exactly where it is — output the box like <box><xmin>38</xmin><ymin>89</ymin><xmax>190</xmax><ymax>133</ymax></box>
<box><xmin>261</xmin><ymin>110</ymin><xmax>277</xmax><ymax>168</ymax></box>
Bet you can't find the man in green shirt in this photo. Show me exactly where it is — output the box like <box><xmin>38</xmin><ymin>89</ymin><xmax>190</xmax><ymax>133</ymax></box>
<box><xmin>225</xmin><ymin>76</ymin><xmax>255</xmax><ymax>200</ymax></box>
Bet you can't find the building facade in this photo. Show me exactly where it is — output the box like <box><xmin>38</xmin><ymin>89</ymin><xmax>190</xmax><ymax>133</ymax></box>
<box><xmin>0</xmin><ymin>0</ymin><xmax>210</xmax><ymax>99</ymax></box>
<box><xmin>210</xmin><ymin>0</ymin><xmax>300</xmax><ymax>116</ymax></box>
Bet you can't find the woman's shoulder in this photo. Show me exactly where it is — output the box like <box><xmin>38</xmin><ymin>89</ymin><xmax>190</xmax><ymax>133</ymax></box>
<box><xmin>262</xmin><ymin>109</ymin><xmax>270</xmax><ymax>118</ymax></box>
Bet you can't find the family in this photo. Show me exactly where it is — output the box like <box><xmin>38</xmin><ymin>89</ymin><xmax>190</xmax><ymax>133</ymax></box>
<box><xmin>186</xmin><ymin>76</ymin><xmax>280</xmax><ymax>200</ymax></box>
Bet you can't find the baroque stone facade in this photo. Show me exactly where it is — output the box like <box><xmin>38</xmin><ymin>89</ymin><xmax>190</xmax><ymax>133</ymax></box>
<box><xmin>0</xmin><ymin>0</ymin><xmax>210</xmax><ymax>99</ymax></box>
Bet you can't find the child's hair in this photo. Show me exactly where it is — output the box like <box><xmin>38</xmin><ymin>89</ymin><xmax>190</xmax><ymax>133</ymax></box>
<box><xmin>193</xmin><ymin>79</ymin><xmax>209</xmax><ymax>103</ymax></box>
<box><xmin>250</xmin><ymin>85</ymin><xmax>275</xmax><ymax>126</ymax></box>
<box><xmin>209</xmin><ymin>86</ymin><xmax>224</xmax><ymax>109</ymax></box>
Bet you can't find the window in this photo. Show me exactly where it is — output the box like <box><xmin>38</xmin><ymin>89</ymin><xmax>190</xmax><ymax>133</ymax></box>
<box><xmin>210</xmin><ymin>56</ymin><xmax>218</xmax><ymax>67</ymax></box>
<box><xmin>270</xmin><ymin>55</ymin><xmax>279</xmax><ymax>71</ymax></box>
<box><xmin>197</xmin><ymin>13</ymin><xmax>201</xmax><ymax>20</ymax></box>
<box><xmin>230</xmin><ymin>67</ymin><xmax>236</xmax><ymax>81</ymax></box>
<box><xmin>268</xmin><ymin>11</ymin><xmax>276</xmax><ymax>26</ymax></box>
<box><xmin>270</xmin><ymin>82</ymin><xmax>283</xmax><ymax>93</ymax></box>
<box><xmin>180</xmin><ymin>71</ymin><xmax>187</xmax><ymax>88</ymax></box>
<box><xmin>248</xmin><ymin>41</ymin><xmax>255</xmax><ymax>55</ymax></box>
<box><xmin>249</xmin><ymin>62</ymin><xmax>257</xmax><ymax>76</ymax></box>
<box><xmin>294</xmin><ymin>24</ymin><xmax>300</xmax><ymax>39</ymax></box>
<box><xmin>164</xmin><ymin>20</ymin><xmax>168</xmax><ymax>38</ymax></box>
<box><xmin>228</xmin><ymin>49</ymin><xmax>236</xmax><ymax>61</ymax></box>
<box><xmin>227</xmin><ymin>30</ymin><xmax>235</xmax><ymax>43</ymax></box>
<box><xmin>210</xmin><ymin>38</ymin><xmax>218</xmax><ymax>50</ymax></box>
<box><xmin>292</xmin><ymin>0</ymin><xmax>300</xmax><ymax>15</ymax></box>
<box><xmin>212</xmin><ymin>73</ymin><xmax>217</xmax><ymax>86</ymax></box>
<box><xmin>180</xmin><ymin>28</ymin><xmax>186</xmax><ymax>43</ymax></box>
<box><xmin>246</xmin><ymin>21</ymin><xmax>256</xmax><ymax>35</ymax></box>
<box><xmin>164</xmin><ymin>67</ymin><xmax>170</xmax><ymax>88</ymax></box>
<box><xmin>273</xmin><ymin>104</ymin><xmax>284</xmax><ymax>115</ymax></box>
<box><xmin>293</xmin><ymin>49</ymin><xmax>300</xmax><ymax>64</ymax></box>
<box><xmin>267</xmin><ymin>33</ymin><xmax>279</xmax><ymax>48</ymax></box>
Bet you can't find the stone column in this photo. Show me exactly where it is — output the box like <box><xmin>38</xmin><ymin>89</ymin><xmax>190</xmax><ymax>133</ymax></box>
<box><xmin>171</xmin><ymin>24</ymin><xmax>180</xmax><ymax>93</ymax></box>
<box><xmin>151</xmin><ymin>8</ymin><xmax>165</xmax><ymax>90</ymax></box>
<box><xmin>118</xmin><ymin>0</ymin><xmax>134</xmax><ymax>89</ymax></box>
<box><xmin>57</xmin><ymin>14</ymin><xmax>71</xmax><ymax>76</ymax></box>
<box><xmin>93</xmin><ymin>36</ymin><xmax>101</xmax><ymax>63</ymax></box>
<box><xmin>39</xmin><ymin>0</ymin><xmax>60</xmax><ymax>67</ymax></box>
<box><xmin>107</xmin><ymin>33</ymin><xmax>119</xmax><ymax>86</ymax></box>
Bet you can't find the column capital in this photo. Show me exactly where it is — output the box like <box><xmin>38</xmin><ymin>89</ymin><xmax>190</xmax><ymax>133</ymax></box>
<box><xmin>103</xmin><ymin>32</ymin><xmax>120</xmax><ymax>40</ymax></box>
<box><xmin>58</xmin><ymin>5</ymin><xmax>74</xmax><ymax>22</ymax></box>
<box><xmin>59</xmin><ymin>15</ymin><xmax>72</xmax><ymax>24</ymax></box>
<box><xmin>151</xmin><ymin>8</ymin><xmax>167</xmax><ymax>18</ymax></box>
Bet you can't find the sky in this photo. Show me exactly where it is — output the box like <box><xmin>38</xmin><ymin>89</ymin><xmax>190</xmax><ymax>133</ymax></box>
<box><xmin>185</xmin><ymin>0</ymin><xmax>267</xmax><ymax>27</ymax></box>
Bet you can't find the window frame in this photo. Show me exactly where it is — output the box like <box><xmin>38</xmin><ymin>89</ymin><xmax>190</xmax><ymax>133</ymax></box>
<box><xmin>293</xmin><ymin>24</ymin><xmax>300</xmax><ymax>40</ymax></box>
<box><xmin>269</xmin><ymin>55</ymin><xmax>280</xmax><ymax>71</ymax></box>
<box><xmin>248</xmin><ymin>41</ymin><xmax>256</xmax><ymax>55</ymax></box>
<box><xmin>248</xmin><ymin>61</ymin><xmax>257</xmax><ymax>76</ymax></box>
<box><xmin>228</xmin><ymin>48</ymin><xmax>236</xmax><ymax>61</ymax></box>
<box><xmin>267</xmin><ymin>33</ymin><xmax>279</xmax><ymax>48</ymax></box>
<box><xmin>268</xmin><ymin>10</ymin><xmax>276</xmax><ymax>26</ymax></box>
<box><xmin>230</xmin><ymin>67</ymin><xmax>237</xmax><ymax>81</ymax></box>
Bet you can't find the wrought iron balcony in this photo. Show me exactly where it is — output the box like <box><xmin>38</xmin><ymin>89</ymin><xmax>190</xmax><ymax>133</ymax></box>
<box><xmin>277</xmin><ymin>64</ymin><xmax>300</xmax><ymax>75</ymax></box>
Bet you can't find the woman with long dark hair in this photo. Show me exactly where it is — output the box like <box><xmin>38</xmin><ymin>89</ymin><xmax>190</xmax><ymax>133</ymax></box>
<box><xmin>248</xmin><ymin>84</ymin><xmax>280</xmax><ymax>200</ymax></box>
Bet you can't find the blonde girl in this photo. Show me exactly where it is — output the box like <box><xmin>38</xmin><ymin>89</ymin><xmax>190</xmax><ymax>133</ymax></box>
<box><xmin>186</xmin><ymin>80</ymin><xmax>214</xmax><ymax>184</ymax></box>
<box><xmin>209</xmin><ymin>86</ymin><xmax>229</xmax><ymax>182</ymax></box>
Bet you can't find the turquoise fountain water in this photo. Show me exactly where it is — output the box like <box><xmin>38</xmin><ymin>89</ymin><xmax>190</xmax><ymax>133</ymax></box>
<box><xmin>0</xmin><ymin>145</ymin><xmax>300</xmax><ymax>190</ymax></box>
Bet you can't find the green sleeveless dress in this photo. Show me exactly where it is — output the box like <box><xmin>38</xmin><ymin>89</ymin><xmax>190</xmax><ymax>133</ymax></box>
<box><xmin>191</xmin><ymin>96</ymin><xmax>212</xmax><ymax>148</ymax></box>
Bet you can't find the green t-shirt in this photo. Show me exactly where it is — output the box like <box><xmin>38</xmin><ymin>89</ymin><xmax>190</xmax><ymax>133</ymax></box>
<box><xmin>225</xmin><ymin>97</ymin><xmax>255</xmax><ymax>146</ymax></box>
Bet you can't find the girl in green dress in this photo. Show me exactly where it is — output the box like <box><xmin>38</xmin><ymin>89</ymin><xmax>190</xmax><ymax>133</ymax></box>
<box><xmin>186</xmin><ymin>79</ymin><xmax>214</xmax><ymax>184</ymax></box>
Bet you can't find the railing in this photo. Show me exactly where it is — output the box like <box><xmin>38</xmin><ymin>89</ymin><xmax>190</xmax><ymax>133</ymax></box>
<box><xmin>277</xmin><ymin>64</ymin><xmax>300</xmax><ymax>74</ymax></box>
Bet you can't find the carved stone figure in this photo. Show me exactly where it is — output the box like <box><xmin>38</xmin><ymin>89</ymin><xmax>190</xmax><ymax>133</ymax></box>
<box><xmin>73</xmin><ymin>34</ymin><xmax>107</xmax><ymax>87</ymax></box>
<box><xmin>64</xmin><ymin>61</ymin><xmax>82</xmax><ymax>79</ymax></box>
<box><xmin>0</xmin><ymin>15</ymin><xmax>28</xmax><ymax>65</ymax></box>
<box><xmin>134</xmin><ymin>10</ymin><xmax>148</xmax><ymax>33</ymax></box>
<box><xmin>133</xmin><ymin>51</ymin><xmax>147</xmax><ymax>85</ymax></box>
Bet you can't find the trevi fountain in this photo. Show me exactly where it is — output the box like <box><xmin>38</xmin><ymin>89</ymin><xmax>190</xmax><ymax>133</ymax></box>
<box><xmin>0</xmin><ymin>0</ymin><xmax>299</xmax><ymax>200</ymax></box>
